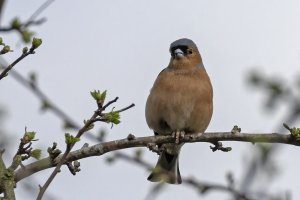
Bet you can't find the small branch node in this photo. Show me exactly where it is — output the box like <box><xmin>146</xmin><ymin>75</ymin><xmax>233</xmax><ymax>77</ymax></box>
<box><xmin>47</xmin><ymin>142</ymin><xmax>62</xmax><ymax>160</ymax></box>
<box><xmin>210</xmin><ymin>142</ymin><xmax>232</xmax><ymax>152</ymax></box>
<box><xmin>231</xmin><ymin>125</ymin><xmax>241</xmax><ymax>134</ymax></box>
<box><xmin>147</xmin><ymin>143</ymin><xmax>161</xmax><ymax>155</ymax></box>
<box><xmin>127</xmin><ymin>134</ymin><xmax>136</xmax><ymax>141</ymax></box>
<box><xmin>66</xmin><ymin>160</ymin><xmax>81</xmax><ymax>175</ymax></box>
<box><xmin>81</xmin><ymin>143</ymin><xmax>89</xmax><ymax>149</ymax></box>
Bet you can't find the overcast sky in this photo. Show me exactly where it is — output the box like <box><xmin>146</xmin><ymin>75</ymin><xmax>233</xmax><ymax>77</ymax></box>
<box><xmin>1</xmin><ymin>0</ymin><xmax>300</xmax><ymax>199</ymax></box>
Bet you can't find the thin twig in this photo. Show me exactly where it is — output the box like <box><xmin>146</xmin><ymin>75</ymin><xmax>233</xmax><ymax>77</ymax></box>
<box><xmin>112</xmin><ymin>152</ymin><xmax>253</xmax><ymax>200</ymax></box>
<box><xmin>115</xmin><ymin>103</ymin><xmax>135</xmax><ymax>113</ymax></box>
<box><xmin>0</xmin><ymin>58</ymin><xmax>99</xmax><ymax>140</ymax></box>
<box><xmin>184</xmin><ymin>177</ymin><xmax>253</xmax><ymax>200</ymax></box>
<box><xmin>36</xmin><ymin>110</ymin><xmax>99</xmax><ymax>200</ymax></box>
<box><xmin>102</xmin><ymin>97</ymin><xmax>119</xmax><ymax>111</ymax></box>
<box><xmin>0</xmin><ymin>0</ymin><xmax>53</xmax><ymax>32</ymax></box>
<box><xmin>36</xmin><ymin>100</ymin><xmax>134</xmax><ymax>199</ymax></box>
<box><xmin>0</xmin><ymin>50</ymin><xmax>35</xmax><ymax>80</ymax></box>
<box><xmin>25</xmin><ymin>0</ymin><xmax>54</xmax><ymax>27</ymax></box>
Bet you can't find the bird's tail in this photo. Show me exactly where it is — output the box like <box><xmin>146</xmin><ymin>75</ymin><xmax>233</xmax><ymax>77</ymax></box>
<box><xmin>147</xmin><ymin>152</ymin><xmax>182</xmax><ymax>184</ymax></box>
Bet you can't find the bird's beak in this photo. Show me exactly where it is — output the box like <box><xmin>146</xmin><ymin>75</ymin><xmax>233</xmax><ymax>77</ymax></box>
<box><xmin>174</xmin><ymin>48</ymin><xmax>184</xmax><ymax>58</ymax></box>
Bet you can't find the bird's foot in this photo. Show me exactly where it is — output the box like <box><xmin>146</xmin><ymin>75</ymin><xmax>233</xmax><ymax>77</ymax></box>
<box><xmin>173</xmin><ymin>130</ymin><xmax>185</xmax><ymax>144</ymax></box>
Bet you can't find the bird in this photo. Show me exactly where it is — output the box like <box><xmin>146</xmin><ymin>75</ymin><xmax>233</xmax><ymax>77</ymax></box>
<box><xmin>145</xmin><ymin>38</ymin><xmax>213</xmax><ymax>184</ymax></box>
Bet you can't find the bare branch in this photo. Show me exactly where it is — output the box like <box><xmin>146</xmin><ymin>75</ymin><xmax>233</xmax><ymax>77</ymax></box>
<box><xmin>14</xmin><ymin>131</ymin><xmax>299</xmax><ymax>184</ymax></box>
<box><xmin>25</xmin><ymin>0</ymin><xmax>54</xmax><ymax>27</ymax></box>
<box><xmin>111</xmin><ymin>152</ymin><xmax>253</xmax><ymax>200</ymax></box>
<box><xmin>183</xmin><ymin>177</ymin><xmax>253</xmax><ymax>200</ymax></box>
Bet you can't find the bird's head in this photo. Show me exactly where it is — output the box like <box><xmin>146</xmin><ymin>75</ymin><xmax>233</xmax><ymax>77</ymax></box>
<box><xmin>169</xmin><ymin>38</ymin><xmax>203</xmax><ymax>69</ymax></box>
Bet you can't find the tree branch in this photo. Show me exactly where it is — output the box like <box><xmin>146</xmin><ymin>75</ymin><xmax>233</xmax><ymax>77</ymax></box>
<box><xmin>111</xmin><ymin>152</ymin><xmax>253</xmax><ymax>200</ymax></box>
<box><xmin>0</xmin><ymin>149</ymin><xmax>16</xmax><ymax>200</ymax></box>
<box><xmin>35</xmin><ymin>110</ymin><xmax>99</xmax><ymax>199</ymax></box>
<box><xmin>0</xmin><ymin>58</ymin><xmax>101</xmax><ymax>141</ymax></box>
<box><xmin>35</xmin><ymin>94</ymin><xmax>133</xmax><ymax>199</ymax></box>
<box><xmin>14</xmin><ymin>132</ymin><xmax>299</xmax><ymax>184</ymax></box>
<box><xmin>0</xmin><ymin>38</ymin><xmax>42</xmax><ymax>80</ymax></box>
<box><xmin>0</xmin><ymin>49</ymin><xmax>35</xmax><ymax>80</ymax></box>
<box><xmin>0</xmin><ymin>0</ymin><xmax>53</xmax><ymax>33</ymax></box>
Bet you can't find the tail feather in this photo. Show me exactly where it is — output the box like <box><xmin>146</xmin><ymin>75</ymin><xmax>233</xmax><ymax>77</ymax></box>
<box><xmin>147</xmin><ymin>152</ymin><xmax>182</xmax><ymax>184</ymax></box>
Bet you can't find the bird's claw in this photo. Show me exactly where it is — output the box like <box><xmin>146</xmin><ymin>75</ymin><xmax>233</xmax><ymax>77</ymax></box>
<box><xmin>173</xmin><ymin>130</ymin><xmax>185</xmax><ymax>144</ymax></box>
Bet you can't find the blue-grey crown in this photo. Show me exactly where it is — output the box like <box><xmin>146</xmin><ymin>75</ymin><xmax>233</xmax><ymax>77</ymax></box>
<box><xmin>169</xmin><ymin>38</ymin><xmax>199</xmax><ymax>53</ymax></box>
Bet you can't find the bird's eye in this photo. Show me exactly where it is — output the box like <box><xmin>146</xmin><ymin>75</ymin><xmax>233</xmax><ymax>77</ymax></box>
<box><xmin>188</xmin><ymin>49</ymin><xmax>193</xmax><ymax>54</ymax></box>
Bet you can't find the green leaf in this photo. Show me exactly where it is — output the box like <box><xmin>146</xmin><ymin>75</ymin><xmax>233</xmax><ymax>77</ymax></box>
<box><xmin>65</xmin><ymin>133</ymin><xmax>80</xmax><ymax>145</ymax></box>
<box><xmin>100</xmin><ymin>90</ymin><xmax>107</xmax><ymax>102</ymax></box>
<box><xmin>90</xmin><ymin>90</ymin><xmax>102</xmax><ymax>101</ymax></box>
<box><xmin>104</xmin><ymin>111</ymin><xmax>120</xmax><ymax>125</ymax></box>
<box><xmin>90</xmin><ymin>90</ymin><xmax>107</xmax><ymax>105</ymax></box>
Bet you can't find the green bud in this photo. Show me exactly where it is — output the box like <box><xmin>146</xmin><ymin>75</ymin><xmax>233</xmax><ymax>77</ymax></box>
<box><xmin>31</xmin><ymin>37</ymin><xmax>42</xmax><ymax>49</ymax></box>
<box><xmin>40</xmin><ymin>100</ymin><xmax>50</xmax><ymax>111</ymax></box>
<box><xmin>1</xmin><ymin>45</ymin><xmax>12</xmax><ymax>54</ymax></box>
<box><xmin>25</xmin><ymin>131</ymin><xmax>36</xmax><ymax>140</ymax></box>
<box><xmin>28</xmin><ymin>72</ymin><xmax>37</xmax><ymax>86</ymax></box>
<box><xmin>11</xmin><ymin>18</ymin><xmax>21</xmax><ymax>29</ymax></box>
<box><xmin>291</xmin><ymin>127</ymin><xmax>300</xmax><ymax>138</ymax></box>
<box><xmin>63</xmin><ymin>120</ymin><xmax>77</xmax><ymax>129</ymax></box>
<box><xmin>65</xmin><ymin>133</ymin><xmax>80</xmax><ymax>145</ymax></box>
<box><xmin>22</xmin><ymin>47</ymin><xmax>28</xmax><ymax>54</ymax></box>
<box><xmin>198</xmin><ymin>185</ymin><xmax>209</xmax><ymax>194</ymax></box>
<box><xmin>134</xmin><ymin>149</ymin><xmax>143</xmax><ymax>159</ymax></box>
<box><xmin>248</xmin><ymin>71</ymin><xmax>263</xmax><ymax>86</ymax></box>
<box><xmin>283</xmin><ymin>123</ymin><xmax>300</xmax><ymax>139</ymax></box>
<box><xmin>105</xmin><ymin>156</ymin><xmax>115</xmax><ymax>163</ymax></box>
<box><xmin>22</xmin><ymin>31</ymin><xmax>33</xmax><ymax>43</ymax></box>
<box><xmin>31</xmin><ymin>149</ymin><xmax>42</xmax><ymax>160</ymax></box>
<box><xmin>22</xmin><ymin>130</ymin><xmax>37</xmax><ymax>144</ymax></box>
<box><xmin>0</xmin><ymin>37</ymin><xmax>4</xmax><ymax>46</ymax></box>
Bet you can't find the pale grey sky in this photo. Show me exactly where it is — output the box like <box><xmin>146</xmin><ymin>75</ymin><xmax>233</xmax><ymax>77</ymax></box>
<box><xmin>1</xmin><ymin>0</ymin><xmax>300</xmax><ymax>199</ymax></box>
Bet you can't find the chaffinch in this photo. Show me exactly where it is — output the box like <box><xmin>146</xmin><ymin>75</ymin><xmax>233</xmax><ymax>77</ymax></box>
<box><xmin>145</xmin><ymin>38</ymin><xmax>213</xmax><ymax>184</ymax></box>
